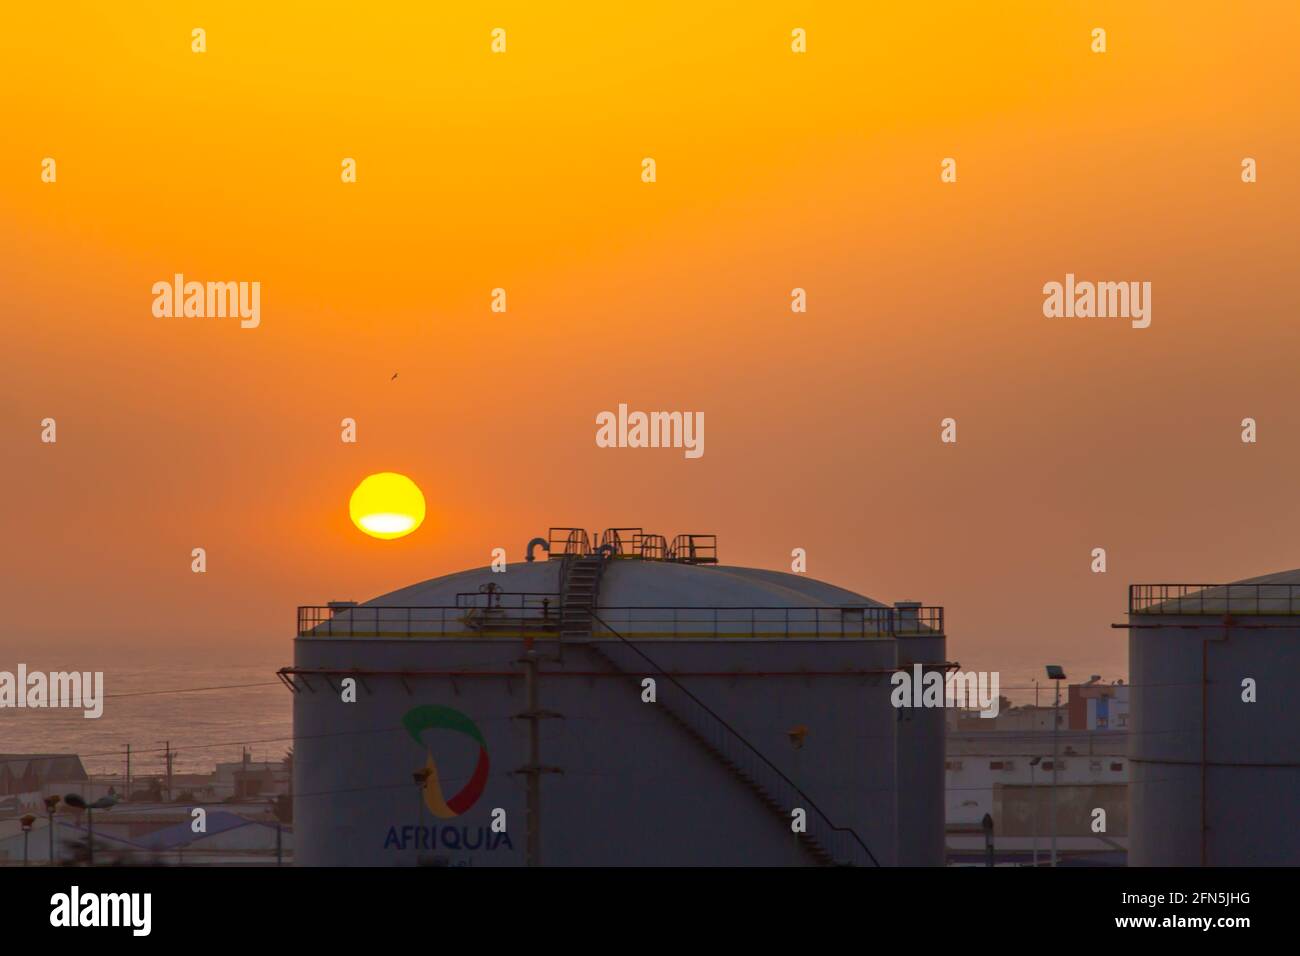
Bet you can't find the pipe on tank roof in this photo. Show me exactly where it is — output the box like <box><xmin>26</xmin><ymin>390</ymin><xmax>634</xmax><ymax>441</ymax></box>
<box><xmin>525</xmin><ymin>537</ymin><xmax>549</xmax><ymax>562</ymax></box>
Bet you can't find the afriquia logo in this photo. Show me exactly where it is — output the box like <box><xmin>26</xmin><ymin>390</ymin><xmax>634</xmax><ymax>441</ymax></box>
<box><xmin>383</xmin><ymin>704</ymin><xmax>513</xmax><ymax>854</ymax></box>
<box><xmin>407</xmin><ymin>704</ymin><xmax>489</xmax><ymax>818</ymax></box>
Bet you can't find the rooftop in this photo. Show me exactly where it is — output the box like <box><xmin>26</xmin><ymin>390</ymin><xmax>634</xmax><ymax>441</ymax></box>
<box><xmin>299</xmin><ymin>526</ymin><xmax>943</xmax><ymax>639</ymax></box>
<box><xmin>1131</xmin><ymin>569</ymin><xmax>1300</xmax><ymax>615</ymax></box>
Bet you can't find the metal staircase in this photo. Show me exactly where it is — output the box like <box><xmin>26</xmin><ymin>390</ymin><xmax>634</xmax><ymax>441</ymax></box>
<box><xmin>586</xmin><ymin>609</ymin><xmax>878</xmax><ymax>866</ymax></box>
<box><xmin>546</xmin><ymin>531</ymin><xmax>878</xmax><ymax>866</ymax></box>
<box><xmin>559</xmin><ymin>553</ymin><xmax>606</xmax><ymax>641</ymax></box>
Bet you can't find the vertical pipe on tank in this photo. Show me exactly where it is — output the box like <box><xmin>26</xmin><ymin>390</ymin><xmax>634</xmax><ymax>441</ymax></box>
<box><xmin>895</xmin><ymin>627</ymin><xmax>946</xmax><ymax>865</ymax></box>
<box><xmin>1201</xmin><ymin>621</ymin><xmax>1229</xmax><ymax>866</ymax></box>
<box><xmin>526</xmin><ymin>653</ymin><xmax>541</xmax><ymax>865</ymax></box>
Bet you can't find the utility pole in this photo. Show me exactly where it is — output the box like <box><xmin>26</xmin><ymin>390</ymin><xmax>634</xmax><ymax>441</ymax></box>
<box><xmin>44</xmin><ymin>795</ymin><xmax>60</xmax><ymax>864</ymax></box>
<box><xmin>1029</xmin><ymin>756</ymin><xmax>1041</xmax><ymax>867</ymax></box>
<box><xmin>1051</xmin><ymin>682</ymin><xmax>1059</xmax><ymax>867</ymax></box>
<box><xmin>1044</xmin><ymin>665</ymin><xmax>1067</xmax><ymax>868</ymax></box>
<box><xmin>523</xmin><ymin>650</ymin><xmax>542</xmax><ymax>866</ymax></box>
<box><xmin>514</xmin><ymin>637</ymin><xmax>562</xmax><ymax>867</ymax></box>
<box><xmin>160</xmin><ymin>741</ymin><xmax>174</xmax><ymax>802</ymax></box>
<box><xmin>125</xmin><ymin>744</ymin><xmax>131</xmax><ymax>801</ymax></box>
<box><xmin>20</xmin><ymin>815</ymin><xmax>34</xmax><ymax>866</ymax></box>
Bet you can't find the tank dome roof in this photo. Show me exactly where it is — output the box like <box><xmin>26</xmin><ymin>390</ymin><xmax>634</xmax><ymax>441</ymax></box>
<box><xmin>364</xmin><ymin>559</ymin><xmax>885</xmax><ymax>609</ymax></box>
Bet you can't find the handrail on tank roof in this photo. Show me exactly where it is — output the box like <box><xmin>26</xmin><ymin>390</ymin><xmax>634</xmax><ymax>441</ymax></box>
<box><xmin>1130</xmin><ymin>583</ymin><xmax>1300</xmax><ymax>616</ymax></box>
<box><xmin>668</xmin><ymin>534</ymin><xmax>717</xmax><ymax>565</ymax></box>
<box><xmin>600</xmin><ymin>528</ymin><xmax>643</xmax><ymax>556</ymax></box>
<box><xmin>547</xmin><ymin>527</ymin><xmax>590</xmax><ymax>557</ymax></box>
<box><xmin>543</xmin><ymin>528</ymin><xmax>717</xmax><ymax>564</ymax></box>
<box><xmin>296</xmin><ymin>604</ymin><xmax>944</xmax><ymax>638</ymax></box>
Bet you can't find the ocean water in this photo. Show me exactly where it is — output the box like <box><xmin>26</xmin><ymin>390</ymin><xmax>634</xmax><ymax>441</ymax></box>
<box><xmin>0</xmin><ymin>658</ymin><xmax>291</xmax><ymax>776</ymax></box>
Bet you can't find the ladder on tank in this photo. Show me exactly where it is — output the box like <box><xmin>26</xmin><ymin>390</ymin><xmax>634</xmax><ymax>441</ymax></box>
<box><xmin>559</xmin><ymin>553</ymin><xmax>607</xmax><ymax>643</ymax></box>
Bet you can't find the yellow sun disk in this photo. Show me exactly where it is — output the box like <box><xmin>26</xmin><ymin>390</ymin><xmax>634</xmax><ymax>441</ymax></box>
<box><xmin>349</xmin><ymin>472</ymin><xmax>426</xmax><ymax>540</ymax></box>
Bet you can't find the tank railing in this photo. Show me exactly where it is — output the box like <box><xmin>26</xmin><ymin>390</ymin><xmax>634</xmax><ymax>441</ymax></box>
<box><xmin>454</xmin><ymin>591</ymin><xmax>558</xmax><ymax>610</ymax></box>
<box><xmin>461</xmin><ymin>605</ymin><xmax>561</xmax><ymax>633</ymax></box>
<box><xmin>297</xmin><ymin>604</ymin><xmax>944</xmax><ymax>638</ymax></box>
<box><xmin>591</xmin><ymin>606</ymin><xmax>943</xmax><ymax>638</ymax></box>
<box><xmin>547</xmin><ymin>527</ymin><xmax>590</xmax><ymax>558</ymax></box>
<box><xmin>1131</xmin><ymin>583</ymin><xmax>1300</xmax><ymax>615</ymax></box>
<box><xmin>297</xmin><ymin>604</ymin><xmax>555</xmax><ymax>637</ymax></box>
<box><xmin>539</xmin><ymin>528</ymin><xmax>721</xmax><ymax>563</ymax></box>
<box><xmin>590</xmin><ymin>612</ymin><xmax>878</xmax><ymax>866</ymax></box>
<box><xmin>639</xmin><ymin>534</ymin><xmax>668</xmax><ymax>560</ymax></box>
<box><xmin>600</xmin><ymin>528</ymin><xmax>645</xmax><ymax>557</ymax></box>
<box><xmin>667</xmin><ymin>534</ymin><xmax>718</xmax><ymax>565</ymax></box>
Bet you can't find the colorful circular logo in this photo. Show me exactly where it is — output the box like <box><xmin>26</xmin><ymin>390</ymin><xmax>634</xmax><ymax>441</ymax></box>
<box><xmin>403</xmin><ymin>705</ymin><xmax>490</xmax><ymax>819</ymax></box>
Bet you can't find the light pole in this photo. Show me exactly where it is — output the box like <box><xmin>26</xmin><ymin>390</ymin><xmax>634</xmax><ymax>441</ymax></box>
<box><xmin>267</xmin><ymin>797</ymin><xmax>284</xmax><ymax>867</ymax></box>
<box><xmin>64</xmin><ymin>793</ymin><xmax>117</xmax><ymax>865</ymax></box>
<box><xmin>1045</xmin><ymin>665</ymin><xmax>1067</xmax><ymax>868</ymax></box>
<box><xmin>1029</xmin><ymin>756</ymin><xmax>1042</xmax><ymax>867</ymax></box>
<box><xmin>20</xmin><ymin>814</ymin><xmax>35</xmax><ymax>866</ymax></box>
<box><xmin>44</xmin><ymin>795</ymin><xmax>60</xmax><ymax>864</ymax></box>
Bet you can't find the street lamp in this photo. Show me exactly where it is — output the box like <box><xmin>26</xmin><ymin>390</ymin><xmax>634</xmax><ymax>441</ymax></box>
<box><xmin>64</xmin><ymin>793</ymin><xmax>117</xmax><ymax>865</ymax></box>
<box><xmin>43</xmin><ymin>795</ymin><xmax>60</xmax><ymax>864</ymax></box>
<box><xmin>267</xmin><ymin>797</ymin><xmax>285</xmax><ymax>867</ymax></box>
<box><xmin>1045</xmin><ymin>665</ymin><xmax>1067</xmax><ymax>868</ymax></box>
<box><xmin>20</xmin><ymin>814</ymin><xmax>36</xmax><ymax>866</ymax></box>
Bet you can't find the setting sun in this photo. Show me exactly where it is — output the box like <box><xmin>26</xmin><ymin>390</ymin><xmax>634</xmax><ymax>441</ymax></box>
<box><xmin>348</xmin><ymin>472</ymin><xmax>426</xmax><ymax>540</ymax></box>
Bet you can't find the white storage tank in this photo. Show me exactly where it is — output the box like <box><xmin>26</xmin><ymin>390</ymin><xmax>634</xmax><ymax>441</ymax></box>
<box><xmin>287</xmin><ymin>528</ymin><xmax>948</xmax><ymax>866</ymax></box>
<box><xmin>1127</xmin><ymin>571</ymin><xmax>1300</xmax><ymax>865</ymax></box>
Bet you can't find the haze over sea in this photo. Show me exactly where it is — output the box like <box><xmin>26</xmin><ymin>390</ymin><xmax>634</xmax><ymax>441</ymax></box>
<box><xmin>0</xmin><ymin>655</ymin><xmax>289</xmax><ymax>775</ymax></box>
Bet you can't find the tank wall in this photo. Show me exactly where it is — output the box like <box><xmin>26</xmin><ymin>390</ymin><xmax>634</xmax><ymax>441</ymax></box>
<box><xmin>293</xmin><ymin>635</ymin><xmax>916</xmax><ymax>866</ymax></box>
<box><xmin>1129</xmin><ymin>617</ymin><xmax>1300</xmax><ymax>866</ymax></box>
<box><xmin>592</xmin><ymin>637</ymin><xmax>901</xmax><ymax>866</ymax></box>
<box><xmin>895</xmin><ymin>634</ymin><xmax>947</xmax><ymax>865</ymax></box>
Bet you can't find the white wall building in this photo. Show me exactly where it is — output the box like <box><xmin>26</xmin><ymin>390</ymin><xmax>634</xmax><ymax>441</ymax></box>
<box><xmin>946</xmin><ymin>729</ymin><xmax>1129</xmax><ymax>827</ymax></box>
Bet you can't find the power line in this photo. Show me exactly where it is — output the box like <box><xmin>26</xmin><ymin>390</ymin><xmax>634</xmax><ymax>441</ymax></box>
<box><xmin>103</xmin><ymin>681</ymin><xmax>282</xmax><ymax>700</ymax></box>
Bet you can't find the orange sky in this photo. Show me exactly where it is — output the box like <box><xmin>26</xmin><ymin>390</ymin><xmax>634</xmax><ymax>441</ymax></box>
<box><xmin>2</xmin><ymin>2</ymin><xmax>1298</xmax><ymax>678</ymax></box>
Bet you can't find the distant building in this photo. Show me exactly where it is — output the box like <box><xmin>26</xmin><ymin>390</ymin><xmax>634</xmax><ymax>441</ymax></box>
<box><xmin>947</xmin><ymin>704</ymin><xmax>1057</xmax><ymax>733</ymax></box>
<box><xmin>946</xmin><ymin>729</ymin><xmax>1129</xmax><ymax>832</ymax></box>
<box><xmin>0</xmin><ymin>754</ymin><xmax>88</xmax><ymax>798</ymax></box>
<box><xmin>0</xmin><ymin>803</ymin><xmax>291</xmax><ymax>865</ymax></box>
<box><xmin>213</xmin><ymin>753</ymin><xmax>290</xmax><ymax>801</ymax></box>
<box><xmin>1067</xmin><ymin>676</ymin><xmax>1129</xmax><ymax>730</ymax></box>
